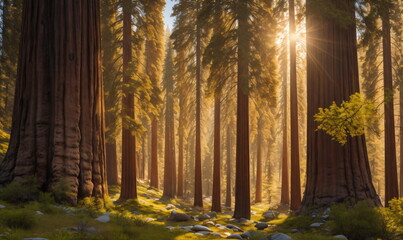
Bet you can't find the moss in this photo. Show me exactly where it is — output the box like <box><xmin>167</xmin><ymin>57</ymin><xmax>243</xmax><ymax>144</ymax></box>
<box><xmin>290</xmin><ymin>233</ymin><xmax>335</xmax><ymax>240</ymax></box>
<box><xmin>0</xmin><ymin>177</ymin><xmax>40</xmax><ymax>204</ymax></box>
<box><xmin>276</xmin><ymin>215</ymin><xmax>318</xmax><ymax>232</ymax></box>
<box><xmin>0</xmin><ymin>209</ymin><xmax>36</xmax><ymax>229</ymax></box>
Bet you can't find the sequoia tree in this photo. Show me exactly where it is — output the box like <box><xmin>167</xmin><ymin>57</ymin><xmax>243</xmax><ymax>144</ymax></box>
<box><xmin>302</xmin><ymin>0</ymin><xmax>381</xmax><ymax>209</ymax></box>
<box><xmin>0</xmin><ymin>0</ymin><xmax>108</xmax><ymax>204</ymax></box>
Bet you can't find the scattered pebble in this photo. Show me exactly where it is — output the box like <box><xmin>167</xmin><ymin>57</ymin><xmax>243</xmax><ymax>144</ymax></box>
<box><xmin>255</xmin><ymin>222</ymin><xmax>269</xmax><ymax>230</ymax></box>
<box><xmin>271</xmin><ymin>233</ymin><xmax>293</xmax><ymax>240</ymax></box>
<box><xmin>35</xmin><ymin>211</ymin><xmax>44</xmax><ymax>215</ymax></box>
<box><xmin>226</xmin><ymin>234</ymin><xmax>243</xmax><ymax>239</ymax></box>
<box><xmin>191</xmin><ymin>225</ymin><xmax>212</xmax><ymax>232</ymax></box>
<box><xmin>333</xmin><ymin>235</ymin><xmax>348</xmax><ymax>240</ymax></box>
<box><xmin>95</xmin><ymin>213</ymin><xmax>111</xmax><ymax>223</ymax></box>
<box><xmin>310</xmin><ymin>222</ymin><xmax>324</xmax><ymax>228</ymax></box>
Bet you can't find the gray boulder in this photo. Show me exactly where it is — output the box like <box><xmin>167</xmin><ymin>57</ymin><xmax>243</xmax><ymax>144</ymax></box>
<box><xmin>168</xmin><ymin>211</ymin><xmax>192</xmax><ymax>222</ymax></box>
<box><xmin>95</xmin><ymin>213</ymin><xmax>111</xmax><ymax>223</ymax></box>
<box><xmin>198</xmin><ymin>214</ymin><xmax>211</xmax><ymax>221</ymax></box>
<box><xmin>270</xmin><ymin>233</ymin><xmax>293</xmax><ymax>240</ymax></box>
<box><xmin>333</xmin><ymin>235</ymin><xmax>348</xmax><ymax>240</ymax></box>
<box><xmin>262</xmin><ymin>210</ymin><xmax>278</xmax><ymax>220</ymax></box>
<box><xmin>255</xmin><ymin>222</ymin><xmax>269</xmax><ymax>230</ymax></box>
<box><xmin>195</xmin><ymin>231</ymin><xmax>211</xmax><ymax>236</ymax></box>
<box><xmin>204</xmin><ymin>221</ymin><xmax>215</xmax><ymax>226</ymax></box>
<box><xmin>166</xmin><ymin>204</ymin><xmax>176</xmax><ymax>210</ymax></box>
<box><xmin>207</xmin><ymin>211</ymin><xmax>217</xmax><ymax>218</ymax></box>
<box><xmin>35</xmin><ymin>211</ymin><xmax>44</xmax><ymax>215</ymax></box>
<box><xmin>226</xmin><ymin>234</ymin><xmax>243</xmax><ymax>239</ymax></box>
<box><xmin>180</xmin><ymin>226</ymin><xmax>193</xmax><ymax>232</ymax></box>
<box><xmin>310</xmin><ymin>222</ymin><xmax>324</xmax><ymax>228</ymax></box>
<box><xmin>0</xmin><ymin>205</ymin><xmax>5</xmax><ymax>209</ymax></box>
<box><xmin>191</xmin><ymin>225</ymin><xmax>212</xmax><ymax>232</ymax></box>
<box><xmin>241</xmin><ymin>230</ymin><xmax>259</xmax><ymax>238</ymax></box>
<box><xmin>226</xmin><ymin>224</ymin><xmax>243</xmax><ymax>232</ymax></box>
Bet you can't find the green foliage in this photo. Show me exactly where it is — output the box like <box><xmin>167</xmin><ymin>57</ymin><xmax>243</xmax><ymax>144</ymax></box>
<box><xmin>328</xmin><ymin>201</ymin><xmax>388</xmax><ymax>240</ymax></box>
<box><xmin>314</xmin><ymin>93</ymin><xmax>380</xmax><ymax>145</ymax></box>
<box><xmin>277</xmin><ymin>215</ymin><xmax>318</xmax><ymax>231</ymax></box>
<box><xmin>77</xmin><ymin>197</ymin><xmax>113</xmax><ymax>217</ymax></box>
<box><xmin>380</xmin><ymin>198</ymin><xmax>403</xmax><ymax>233</ymax></box>
<box><xmin>0</xmin><ymin>209</ymin><xmax>36</xmax><ymax>229</ymax></box>
<box><xmin>290</xmin><ymin>233</ymin><xmax>335</xmax><ymax>240</ymax></box>
<box><xmin>0</xmin><ymin>125</ymin><xmax>9</xmax><ymax>160</ymax></box>
<box><xmin>51</xmin><ymin>178</ymin><xmax>73</xmax><ymax>203</ymax></box>
<box><xmin>0</xmin><ymin>178</ymin><xmax>40</xmax><ymax>203</ymax></box>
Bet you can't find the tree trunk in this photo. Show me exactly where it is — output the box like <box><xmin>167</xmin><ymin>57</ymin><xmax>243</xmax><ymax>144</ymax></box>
<box><xmin>381</xmin><ymin>8</ymin><xmax>398</xmax><ymax>206</ymax></box>
<box><xmin>302</xmin><ymin>0</ymin><xmax>381</xmax><ymax>210</ymax></box>
<box><xmin>177</xmin><ymin>121</ymin><xmax>184</xmax><ymax>198</ymax></box>
<box><xmin>194</xmin><ymin>0</ymin><xmax>203</xmax><ymax>208</ymax></box>
<box><xmin>255</xmin><ymin>118</ymin><xmax>262</xmax><ymax>203</ymax></box>
<box><xmin>289</xmin><ymin>0</ymin><xmax>301</xmax><ymax>211</ymax></box>
<box><xmin>150</xmin><ymin>118</ymin><xmax>159</xmax><ymax>188</ymax></box>
<box><xmin>106</xmin><ymin>140</ymin><xmax>118</xmax><ymax>185</ymax></box>
<box><xmin>0</xmin><ymin>0</ymin><xmax>108</xmax><ymax>204</ymax></box>
<box><xmin>281</xmin><ymin>63</ymin><xmax>289</xmax><ymax>206</ymax></box>
<box><xmin>400</xmin><ymin>72</ymin><xmax>403</xmax><ymax>198</ymax></box>
<box><xmin>120</xmin><ymin>0</ymin><xmax>137</xmax><ymax>200</ymax></box>
<box><xmin>225</xmin><ymin>125</ymin><xmax>232</xmax><ymax>208</ymax></box>
<box><xmin>212</xmin><ymin>96</ymin><xmax>222</xmax><ymax>212</ymax></box>
<box><xmin>233</xmin><ymin>0</ymin><xmax>251</xmax><ymax>219</ymax></box>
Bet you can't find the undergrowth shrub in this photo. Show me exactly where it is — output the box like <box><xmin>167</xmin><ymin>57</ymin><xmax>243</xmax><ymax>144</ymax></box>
<box><xmin>328</xmin><ymin>201</ymin><xmax>388</xmax><ymax>240</ymax></box>
<box><xmin>380</xmin><ymin>198</ymin><xmax>403</xmax><ymax>234</ymax></box>
<box><xmin>277</xmin><ymin>215</ymin><xmax>317</xmax><ymax>231</ymax></box>
<box><xmin>0</xmin><ymin>177</ymin><xmax>40</xmax><ymax>203</ymax></box>
<box><xmin>0</xmin><ymin>209</ymin><xmax>36</xmax><ymax>229</ymax></box>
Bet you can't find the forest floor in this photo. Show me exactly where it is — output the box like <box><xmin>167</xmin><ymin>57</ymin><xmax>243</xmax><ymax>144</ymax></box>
<box><xmin>0</xmin><ymin>181</ymin><xmax>401</xmax><ymax>240</ymax></box>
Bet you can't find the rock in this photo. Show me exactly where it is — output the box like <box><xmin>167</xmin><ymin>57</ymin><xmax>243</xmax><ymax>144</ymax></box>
<box><xmin>198</xmin><ymin>214</ymin><xmax>211</xmax><ymax>221</ymax></box>
<box><xmin>240</xmin><ymin>231</ymin><xmax>252</xmax><ymax>238</ymax></box>
<box><xmin>226</xmin><ymin>224</ymin><xmax>243</xmax><ymax>232</ymax></box>
<box><xmin>290</xmin><ymin>229</ymin><xmax>299</xmax><ymax>233</ymax></box>
<box><xmin>132</xmin><ymin>211</ymin><xmax>139</xmax><ymax>215</ymax></box>
<box><xmin>251</xmin><ymin>211</ymin><xmax>257</xmax><ymax>215</ymax></box>
<box><xmin>0</xmin><ymin>204</ymin><xmax>5</xmax><ymax>208</ymax></box>
<box><xmin>191</xmin><ymin>225</ymin><xmax>212</xmax><ymax>232</ymax></box>
<box><xmin>24</xmin><ymin>238</ymin><xmax>48</xmax><ymax>240</ymax></box>
<box><xmin>180</xmin><ymin>226</ymin><xmax>193</xmax><ymax>232</ymax></box>
<box><xmin>165</xmin><ymin>226</ymin><xmax>174</xmax><ymax>230</ymax></box>
<box><xmin>168</xmin><ymin>211</ymin><xmax>192</xmax><ymax>222</ymax></box>
<box><xmin>223</xmin><ymin>232</ymin><xmax>232</xmax><ymax>237</ymax></box>
<box><xmin>262</xmin><ymin>210</ymin><xmax>278</xmax><ymax>220</ymax></box>
<box><xmin>35</xmin><ymin>211</ymin><xmax>44</xmax><ymax>215</ymax></box>
<box><xmin>212</xmin><ymin>233</ymin><xmax>222</xmax><ymax>237</ymax></box>
<box><xmin>333</xmin><ymin>235</ymin><xmax>348</xmax><ymax>240</ymax></box>
<box><xmin>207</xmin><ymin>211</ymin><xmax>217</xmax><ymax>218</ymax></box>
<box><xmin>310</xmin><ymin>222</ymin><xmax>324</xmax><ymax>228</ymax></box>
<box><xmin>166</xmin><ymin>204</ymin><xmax>176</xmax><ymax>210</ymax></box>
<box><xmin>204</xmin><ymin>221</ymin><xmax>215</xmax><ymax>226</ymax></box>
<box><xmin>144</xmin><ymin>217</ymin><xmax>155</xmax><ymax>222</ymax></box>
<box><xmin>255</xmin><ymin>222</ymin><xmax>269</xmax><ymax>230</ymax></box>
<box><xmin>226</xmin><ymin>234</ymin><xmax>243</xmax><ymax>239</ymax></box>
<box><xmin>195</xmin><ymin>231</ymin><xmax>211</xmax><ymax>236</ymax></box>
<box><xmin>270</xmin><ymin>233</ymin><xmax>293</xmax><ymax>240</ymax></box>
<box><xmin>190</xmin><ymin>215</ymin><xmax>199</xmax><ymax>221</ymax></box>
<box><xmin>95</xmin><ymin>213</ymin><xmax>111</xmax><ymax>223</ymax></box>
<box><xmin>322</xmin><ymin>214</ymin><xmax>329</xmax><ymax>219</ymax></box>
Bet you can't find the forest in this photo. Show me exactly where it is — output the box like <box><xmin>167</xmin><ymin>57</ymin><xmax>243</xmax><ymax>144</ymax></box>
<box><xmin>0</xmin><ymin>0</ymin><xmax>402</xmax><ymax>240</ymax></box>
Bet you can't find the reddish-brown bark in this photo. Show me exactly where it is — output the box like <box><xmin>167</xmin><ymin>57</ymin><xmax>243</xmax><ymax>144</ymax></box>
<box><xmin>302</xmin><ymin>0</ymin><xmax>381</xmax><ymax>210</ymax></box>
<box><xmin>212</xmin><ymin>96</ymin><xmax>222</xmax><ymax>212</ymax></box>
<box><xmin>225</xmin><ymin>125</ymin><xmax>232</xmax><ymax>208</ymax></box>
<box><xmin>194</xmin><ymin>0</ymin><xmax>203</xmax><ymax>208</ymax></box>
<box><xmin>381</xmin><ymin>8</ymin><xmax>398</xmax><ymax>206</ymax></box>
<box><xmin>0</xmin><ymin>0</ymin><xmax>108</xmax><ymax>204</ymax></box>
<box><xmin>119</xmin><ymin>0</ymin><xmax>137</xmax><ymax>200</ymax></box>
<box><xmin>289</xmin><ymin>0</ymin><xmax>301</xmax><ymax>211</ymax></box>
<box><xmin>150</xmin><ymin>118</ymin><xmax>159</xmax><ymax>189</ymax></box>
<box><xmin>255</xmin><ymin>118</ymin><xmax>263</xmax><ymax>203</ymax></box>
<box><xmin>281</xmin><ymin>65</ymin><xmax>290</xmax><ymax>206</ymax></box>
<box><xmin>233</xmin><ymin>0</ymin><xmax>250</xmax><ymax>219</ymax></box>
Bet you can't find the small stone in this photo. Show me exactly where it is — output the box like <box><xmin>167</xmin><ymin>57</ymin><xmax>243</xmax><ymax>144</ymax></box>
<box><xmin>35</xmin><ymin>211</ymin><xmax>44</xmax><ymax>215</ymax></box>
<box><xmin>226</xmin><ymin>224</ymin><xmax>243</xmax><ymax>232</ymax></box>
<box><xmin>310</xmin><ymin>222</ymin><xmax>324</xmax><ymax>228</ymax></box>
<box><xmin>240</xmin><ymin>231</ymin><xmax>252</xmax><ymax>238</ymax></box>
<box><xmin>270</xmin><ymin>233</ymin><xmax>293</xmax><ymax>240</ymax></box>
<box><xmin>251</xmin><ymin>211</ymin><xmax>257</xmax><ymax>215</ymax></box>
<box><xmin>198</xmin><ymin>214</ymin><xmax>211</xmax><ymax>221</ymax></box>
<box><xmin>132</xmin><ymin>211</ymin><xmax>139</xmax><ymax>215</ymax></box>
<box><xmin>165</xmin><ymin>226</ymin><xmax>174</xmax><ymax>230</ymax></box>
<box><xmin>290</xmin><ymin>229</ymin><xmax>299</xmax><ymax>233</ymax></box>
<box><xmin>24</xmin><ymin>238</ymin><xmax>49</xmax><ymax>240</ymax></box>
<box><xmin>226</xmin><ymin>234</ymin><xmax>243</xmax><ymax>239</ymax></box>
<box><xmin>212</xmin><ymin>233</ymin><xmax>222</xmax><ymax>237</ymax></box>
<box><xmin>333</xmin><ymin>235</ymin><xmax>348</xmax><ymax>240</ymax></box>
<box><xmin>180</xmin><ymin>226</ymin><xmax>193</xmax><ymax>232</ymax></box>
<box><xmin>168</xmin><ymin>211</ymin><xmax>192</xmax><ymax>222</ymax></box>
<box><xmin>262</xmin><ymin>210</ymin><xmax>278</xmax><ymax>220</ymax></box>
<box><xmin>255</xmin><ymin>222</ymin><xmax>269</xmax><ymax>230</ymax></box>
<box><xmin>223</xmin><ymin>232</ymin><xmax>232</xmax><ymax>237</ymax></box>
<box><xmin>204</xmin><ymin>221</ymin><xmax>215</xmax><ymax>226</ymax></box>
<box><xmin>144</xmin><ymin>217</ymin><xmax>155</xmax><ymax>222</ymax></box>
<box><xmin>95</xmin><ymin>213</ymin><xmax>111</xmax><ymax>223</ymax></box>
<box><xmin>207</xmin><ymin>211</ymin><xmax>217</xmax><ymax>218</ymax></box>
<box><xmin>195</xmin><ymin>231</ymin><xmax>211</xmax><ymax>236</ymax></box>
<box><xmin>0</xmin><ymin>204</ymin><xmax>5</xmax><ymax>209</ymax></box>
<box><xmin>191</xmin><ymin>225</ymin><xmax>212</xmax><ymax>232</ymax></box>
<box><xmin>166</xmin><ymin>204</ymin><xmax>176</xmax><ymax>210</ymax></box>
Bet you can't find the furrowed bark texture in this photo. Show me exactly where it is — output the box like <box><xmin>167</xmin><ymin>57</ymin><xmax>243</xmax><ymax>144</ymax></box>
<box><xmin>289</xmin><ymin>0</ymin><xmax>301</xmax><ymax>211</ymax></box>
<box><xmin>225</xmin><ymin>125</ymin><xmax>232</xmax><ymax>207</ymax></box>
<box><xmin>211</xmin><ymin>96</ymin><xmax>221</xmax><ymax>212</ymax></box>
<box><xmin>233</xmin><ymin>0</ymin><xmax>251</xmax><ymax>219</ymax></box>
<box><xmin>119</xmin><ymin>0</ymin><xmax>137</xmax><ymax>200</ymax></box>
<box><xmin>0</xmin><ymin>0</ymin><xmax>108</xmax><ymax>204</ymax></box>
<box><xmin>302</xmin><ymin>0</ymin><xmax>381</xmax><ymax>210</ymax></box>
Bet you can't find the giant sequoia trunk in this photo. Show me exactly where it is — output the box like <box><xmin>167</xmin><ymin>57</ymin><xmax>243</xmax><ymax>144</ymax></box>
<box><xmin>211</xmin><ymin>96</ymin><xmax>222</xmax><ymax>212</ymax></box>
<box><xmin>233</xmin><ymin>0</ymin><xmax>251</xmax><ymax>219</ymax></box>
<box><xmin>194</xmin><ymin>0</ymin><xmax>203</xmax><ymax>208</ymax></box>
<box><xmin>280</xmin><ymin>57</ymin><xmax>289</xmax><ymax>206</ymax></box>
<box><xmin>400</xmin><ymin>77</ymin><xmax>403</xmax><ymax>198</ymax></box>
<box><xmin>119</xmin><ymin>0</ymin><xmax>137</xmax><ymax>200</ymax></box>
<box><xmin>225</xmin><ymin>125</ymin><xmax>232</xmax><ymax>208</ymax></box>
<box><xmin>289</xmin><ymin>0</ymin><xmax>301</xmax><ymax>211</ymax></box>
<box><xmin>302</xmin><ymin>0</ymin><xmax>381</xmax><ymax>210</ymax></box>
<box><xmin>150</xmin><ymin>119</ymin><xmax>159</xmax><ymax>188</ymax></box>
<box><xmin>0</xmin><ymin>0</ymin><xmax>108</xmax><ymax>204</ymax></box>
<box><xmin>255</xmin><ymin>117</ymin><xmax>262</xmax><ymax>203</ymax></box>
<box><xmin>381</xmin><ymin>8</ymin><xmax>398</xmax><ymax>205</ymax></box>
